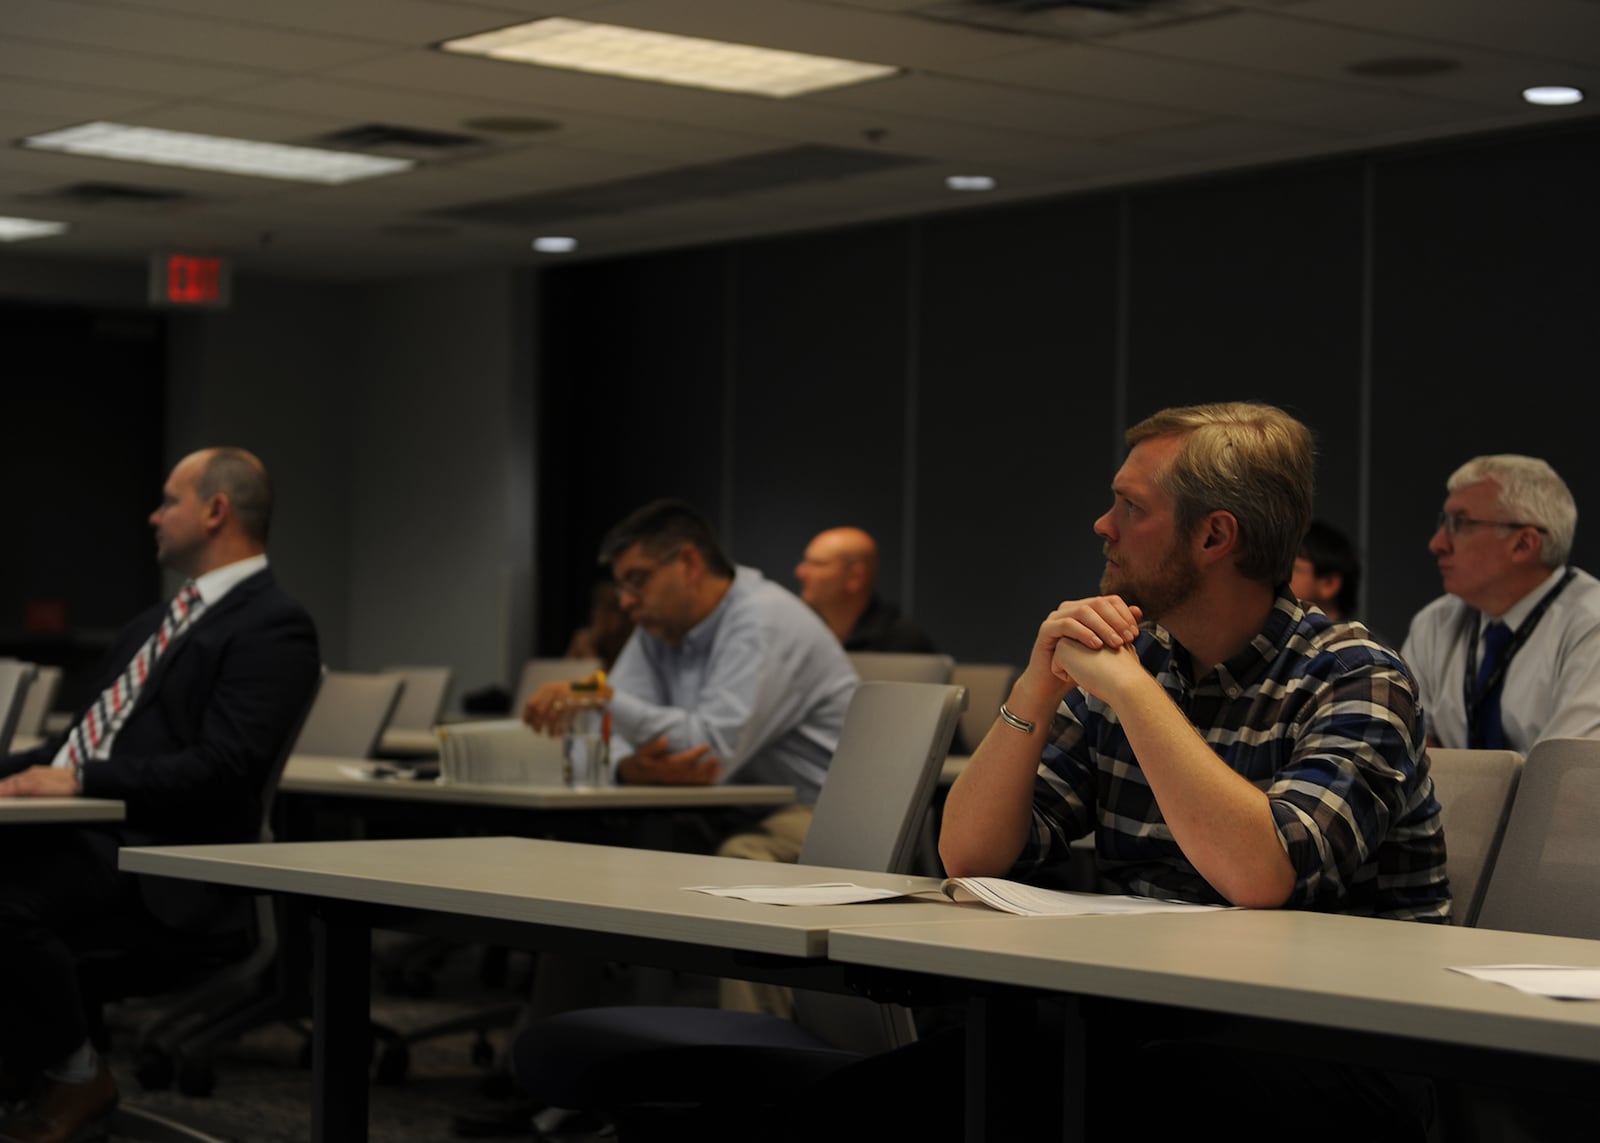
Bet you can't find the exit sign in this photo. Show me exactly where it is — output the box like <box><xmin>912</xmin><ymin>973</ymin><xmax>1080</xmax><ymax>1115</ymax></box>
<box><xmin>149</xmin><ymin>252</ymin><xmax>231</xmax><ymax>308</ymax></box>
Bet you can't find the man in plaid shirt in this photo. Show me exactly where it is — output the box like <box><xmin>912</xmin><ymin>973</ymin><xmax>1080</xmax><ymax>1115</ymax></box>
<box><xmin>935</xmin><ymin>401</ymin><xmax>1448</xmax><ymax>1142</ymax></box>
<box><xmin>942</xmin><ymin>401</ymin><xmax>1447</xmax><ymax>919</ymax></box>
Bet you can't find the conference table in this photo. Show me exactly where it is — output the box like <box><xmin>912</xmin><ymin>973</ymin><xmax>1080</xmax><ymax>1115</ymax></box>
<box><xmin>119</xmin><ymin>836</ymin><xmax>972</xmax><ymax>1141</ymax></box>
<box><xmin>280</xmin><ymin>754</ymin><xmax>796</xmax><ymax>811</ymax></box>
<box><xmin>0</xmin><ymin>795</ymin><xmax>125</xmax><ymax>823</ymax></box>
<box><xmin>830</xmin><ymin>908</ymin><xmax>1600</xmax><ymax>1139</ymax></box>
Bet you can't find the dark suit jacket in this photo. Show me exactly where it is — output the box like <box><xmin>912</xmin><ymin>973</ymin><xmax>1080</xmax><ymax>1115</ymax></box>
<box><xmin>1</xmin><ymin>567</ymin><xmax>320</xmax><ymax>930</ymax></box>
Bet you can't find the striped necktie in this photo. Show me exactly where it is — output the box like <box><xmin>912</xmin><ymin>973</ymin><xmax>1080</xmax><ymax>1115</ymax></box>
<box><xmin>54</xmin><ymin>581</ymin><xmax>207</xmax><ymax>769</ymax></box>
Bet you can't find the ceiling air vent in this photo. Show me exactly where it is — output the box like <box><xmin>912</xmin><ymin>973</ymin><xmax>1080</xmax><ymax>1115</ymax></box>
<box><xmin>432</xmin><ymin>145</ymin><xmax>925</xmax><ymax>227</ymax></box>
<box><xmin>26</xmin><ymin>182</ymin><xmax>195</xmax><ymax>207</ymax></box>
<box><xmin>916</xmin><ymin>0</ymin><xmax>1231</xmax><ymax>39</ymax></box>
<box><xmin>311</xmin><ymin>124</ymin><xmax>495</xmax><ymax>161</ymax></box>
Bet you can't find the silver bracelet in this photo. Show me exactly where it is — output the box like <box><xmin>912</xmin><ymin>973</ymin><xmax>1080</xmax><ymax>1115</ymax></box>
<box><xmin>997</xmin><ymin>703</ymin><xmax>1036</xmax><ymax>735</ymax></box>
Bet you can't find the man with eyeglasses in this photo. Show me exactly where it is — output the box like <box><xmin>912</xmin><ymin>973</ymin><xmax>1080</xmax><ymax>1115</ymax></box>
<box><xmin>1402</xmin><ymin>454</ymin><xmax>1600</xmax><ymax>751</ymax></box>
<box><xmin>525</xmin><ymin>499</ymin><xmax>858</xmax><ymax>860</ymax></box>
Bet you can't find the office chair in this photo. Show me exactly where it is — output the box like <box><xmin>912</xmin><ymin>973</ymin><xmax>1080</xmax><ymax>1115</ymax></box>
<box><xmin>1475</xmin><ymin>737</ymin><xmax>1600</xmax><ymax>938</ymax></box>
<box><xmin>948</xmin><ymin>662</ymin><xmax>1016</xmax><ymax>753</ymax></box>
<box><xmin>292</xmin><ymin>670</ymin><xmax>405</xmax><ymax>758</ymax></box>
<box><xmin>15</xmin><ymin>663</ymin><xmax>62</xmax><ymax>739</ymax></box>
<box><xmin>513</xmin><ymin>657</ymin><xmax>600</xmax><ymax>715</ymax></box>
<box><xmin>379</xmin><ymin>665</ymin><xmax>453</xmax><ymax>732</ymax></box>
<box><xmin>76</xmin><ymin>673</ymin><xmax>322</xmax><ymax>1140</ymax></box>
<box><xmin>1422</xmin><ymin>748</ymin><xmax>1522</xmax><ymax>927</ymax></box>
<box><xmin>845</xmin><ymin>651</ymin><xmax>955</xmax><ymax>685</ymax></box>
<box><xmin>0</xmin><ymin>659</ymin><xmax>37</xmax><ymax>755</ymax></box>
<box><xmin>511</xmin><ymin>681</ymin><xmax>967</xmax><ymax>1132</ymax></box>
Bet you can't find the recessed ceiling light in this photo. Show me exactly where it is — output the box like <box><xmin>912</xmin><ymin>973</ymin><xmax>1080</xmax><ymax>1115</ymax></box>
<box><xmin>0</xmin><ymin>215</ymin><xmax>69</xmax><ymax>242</ymax></box>
<box><xmin>441</xmin><ymin>18</ymin><xmax>898</xmax><ymax>98</ymax></box>
<box><xmin>532</xmin><ymin>236</ymin><xmax>578</xmax><ymax>253</ymax></box>
<box><xmin>1523</xmin><ymin>85</ymin><xmax>1584</xmax><ymax>106</ymax></box>
<box><xmin>946</xmin><ymin>175</ymin><xmax>996</xmax><ymax>192</ymax></box>
<box><xmin>21</xmin><ymin>122</ymin><xmax>415</xmax><ymax>184</ymax></box>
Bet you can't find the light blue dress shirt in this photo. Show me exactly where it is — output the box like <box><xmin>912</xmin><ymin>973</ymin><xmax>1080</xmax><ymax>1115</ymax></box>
<box><xmin>606</xmin><ymin>566</ymin><xmax>858</xmax><ymax>804</ymax></box>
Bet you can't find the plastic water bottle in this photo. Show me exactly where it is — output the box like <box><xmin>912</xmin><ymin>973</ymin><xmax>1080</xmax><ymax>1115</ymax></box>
<box><xmin>562</xmin><ymin>674</ymin><xmax>611</xmax><ymax>789</ymax></box>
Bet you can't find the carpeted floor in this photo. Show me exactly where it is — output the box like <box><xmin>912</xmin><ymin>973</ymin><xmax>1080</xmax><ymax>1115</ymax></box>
<box><xmin>98</xmin><ymin>938</ymin><xmax>603</xmax><ymax>1143</ymax></box>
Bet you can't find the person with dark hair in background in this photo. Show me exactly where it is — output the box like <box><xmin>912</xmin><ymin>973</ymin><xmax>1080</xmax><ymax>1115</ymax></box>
<box><xmin>564</xmin><ymin>579</ymin><xmax>633</xmax><ymax>671</ymax></box>
<box><xmin>0</xmin><ymin>447</ymin><xmax>320</xmax><ymax>1143</ymax></box>
<box><xmin>1292</xmin><ymin>518</ymin><xmax>1361</xmax><ymax>622</ymax></box>
<box><xmin>794</xmin><ymin>526</ymin><xmax>937</xmax><ymax>652</ymax></box>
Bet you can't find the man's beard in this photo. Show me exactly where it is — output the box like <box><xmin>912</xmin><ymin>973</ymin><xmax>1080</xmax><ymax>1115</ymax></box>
<box><xmin>1100</xmin><ymin>540</ymin><xmax>1201</xmax><ymax>621</ymax></box>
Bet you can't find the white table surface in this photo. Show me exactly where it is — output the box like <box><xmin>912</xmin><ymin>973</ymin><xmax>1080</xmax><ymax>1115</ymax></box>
<box><xmin>281</xmin><ymin>754</ymin><xmax>796</xmax><ymax>811</ymax></box>
<box><xmin>0</xmin><ymin>796</ymin><xmax>126</xmax><ymax>823</ymax></box>
<box><xmin>119</xmin><ymin>834</ymin><xmax>969</xmax><ymax>958</ymax></box>
<box><xmin>830</xmin><ymin>907</ymin><xmax>1600</xmax><ymax>1063</ymax></box>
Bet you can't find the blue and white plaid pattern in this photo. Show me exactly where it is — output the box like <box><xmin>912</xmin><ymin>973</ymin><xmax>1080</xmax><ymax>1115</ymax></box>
<box><xmin>1016</xmin><ymin>591</ymin><xmax>1451</xmax><ymax>923</ymax></box>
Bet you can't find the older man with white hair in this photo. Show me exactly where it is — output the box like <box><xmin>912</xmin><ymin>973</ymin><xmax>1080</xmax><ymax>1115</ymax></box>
<box><xmin>1403</xmin><ymin>454</ymin><xmax>1600</xmax><ymax>751</ymax></box>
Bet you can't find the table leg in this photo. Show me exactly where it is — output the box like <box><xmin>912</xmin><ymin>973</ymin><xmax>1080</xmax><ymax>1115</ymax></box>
<box><xmin>965</xmin><ymin>986</ymin><xmax>1039</xmax><ymax>1143</ymax></box>
<box><xmin>312</xmin><ymin>908</ymin><xmax>370</xmax><ymax>1142</ymax></box>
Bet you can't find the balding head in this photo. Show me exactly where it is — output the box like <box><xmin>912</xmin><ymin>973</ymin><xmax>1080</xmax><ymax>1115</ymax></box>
<box><xmin>150</xmin><ymin>447</ymin><xmax>273</xmax><ymax>577</ymax></box>
<box><xmin>795</xmin><ymin>526</ymin><xmax>879</xmax><ymax>614</ymax></box>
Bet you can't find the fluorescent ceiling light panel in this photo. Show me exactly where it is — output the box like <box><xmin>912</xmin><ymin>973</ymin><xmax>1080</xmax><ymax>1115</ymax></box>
<box><xmin>441</xmin><ymin>18</ymin><xmax>898</xmax><ymax>98</ymax></box>
<box><xmin>0</xmin><ymin>215</ymin><xmax>68</xmax><ymax>242</ymax></box>
<box><xmin>21</xmin><ymin>122</ymin><xmax>414</xmax><ymax>184</ymax></box>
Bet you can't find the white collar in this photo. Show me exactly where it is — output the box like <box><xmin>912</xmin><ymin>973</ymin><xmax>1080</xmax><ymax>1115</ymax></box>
<box><xmin>1485</xmin><ymin>565</ymin><xmax>1567</xmax><ymax>633</ymax></box>
<box><xmin>192</xmin><ymin>553</ymin><xmax>269</xmax><ymax>607</ymax></box>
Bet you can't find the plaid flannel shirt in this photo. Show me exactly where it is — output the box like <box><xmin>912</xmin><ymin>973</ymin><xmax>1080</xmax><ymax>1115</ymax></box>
<box><xmin>1016</xmin><ymin>591</ymin><xmax>1451</xmax><ymax>922</ymax></box>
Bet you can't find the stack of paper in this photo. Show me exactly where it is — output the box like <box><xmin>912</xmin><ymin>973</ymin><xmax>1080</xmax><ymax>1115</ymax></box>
<box><xmin>438</xmin><ymin>720</ymin><xmax>566</xmax><ymax>786</ymax></box>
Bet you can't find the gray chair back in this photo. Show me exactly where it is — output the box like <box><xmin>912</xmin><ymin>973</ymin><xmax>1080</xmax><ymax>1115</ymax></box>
<box><xmin>949</xmin><ymin>662</ymin><xmax>1017</xmax><ymax>754</ymax></box>
<box><xmin>292</xmin><ymin>670</ymin><xmax>405</xmax><ymax>759</ymax></box>
<box><xmin>1425</xmin><ymin>748</ymin><xmax>1522</xmax><ymax>927</ymax></box>
<box><xmin>0</xmin><ymin>660</ymin><xmax>37</xmax><ymax>755</ymax></box>
<box><xmin>846</xmin><ymin>651</ymin><xmax>955</xmax><ymax>685</ymax></box>
<box><xmin>794</xmin><ymin>681</ymin><xmax>967</xmax><ymax>1054</ymax></box>
<box><xmin>16</xmin><ymin>664</ymin><xmax>62</xmax><ymax>738</ymax></box>
<box><xmin>380</xmin><ymin>665</ymin><xmax>453</xmax><ymax>731</ymax></box>
<box><xmin>1476</xmin><ymin>738</ymin><xmax>1600</xmax><ymax>938</ymax></box>
<box><xmin>514</xmin><ymin>657</ymin><xmax>600</xmax><ymax>715</ymax></box>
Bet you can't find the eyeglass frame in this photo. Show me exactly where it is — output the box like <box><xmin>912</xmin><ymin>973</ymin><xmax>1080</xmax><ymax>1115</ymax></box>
<box><xmin>612</xmin><ymin>545</ymin><xmax>685</xmax><ymax>597</ymax></box>
<box><xmin>1435</xmin><ymin>511</ymin><xmax>1550</xmax><ymax>538</ymax></box>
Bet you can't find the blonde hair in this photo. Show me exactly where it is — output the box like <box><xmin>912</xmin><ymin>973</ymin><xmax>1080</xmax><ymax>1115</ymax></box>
<box><xmin>1126</xmin><ymin>402</ymin><xmax>1314</xmax><ymax>586</ymax></box>
<box><xmin>1448</xmin><ymin>455</ymin><xmax>1576</xmax><ymax>567</ymax></box>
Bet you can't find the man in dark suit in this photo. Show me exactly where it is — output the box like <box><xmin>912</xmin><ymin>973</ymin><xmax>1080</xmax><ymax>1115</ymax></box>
<box><xmin>0</xmin><ymin>447</ymin><xmax>320</xmax><ymax>1143</ymax></box>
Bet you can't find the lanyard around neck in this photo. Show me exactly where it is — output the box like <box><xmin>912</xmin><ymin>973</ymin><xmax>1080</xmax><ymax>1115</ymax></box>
<box><xmin>1462</xmin><ymin>568</ymin><xmax>1576</xmax><ymax>741</ymax></box>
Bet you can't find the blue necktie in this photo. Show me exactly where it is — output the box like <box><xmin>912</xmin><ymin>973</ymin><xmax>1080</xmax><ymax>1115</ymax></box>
<box><xmin>1473</xmin><ymin>620</ymin><xmax>1513</xmax><ymax>750</ymax></box>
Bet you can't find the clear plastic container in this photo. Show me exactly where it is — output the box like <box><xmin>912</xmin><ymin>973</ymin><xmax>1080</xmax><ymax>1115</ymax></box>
<box><xmin>562</xmin><ymin>677</ymin><xmax>611</xmax><ymax>789</ymax></box>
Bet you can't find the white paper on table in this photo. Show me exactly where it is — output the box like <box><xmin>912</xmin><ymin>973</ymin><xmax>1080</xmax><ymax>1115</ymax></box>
<box><xmin>683</xmin><ymin>883</ymin><xmax>909</xmax><ymax>906</ymax></box>
<box><xmin>1450</xmin><ymin>964</ymin><xmax>1600</xmax><ymax>1000</ymax></box>
<box><xmin>934</xmin><ymin>877</ymin><xmax>1230</xmax><ymax>916</ymax></box>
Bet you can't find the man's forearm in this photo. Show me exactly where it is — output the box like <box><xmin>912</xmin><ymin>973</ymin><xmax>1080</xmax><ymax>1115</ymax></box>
<box><xmin>1107</xmin><ymin>673</ymin><xmax>1295</xmax><ymax>907</ymax></box>
<box><xmin>939</xmin><ymin>682</ymin><xmax>1062</xmax><ymax>878</ymax></box>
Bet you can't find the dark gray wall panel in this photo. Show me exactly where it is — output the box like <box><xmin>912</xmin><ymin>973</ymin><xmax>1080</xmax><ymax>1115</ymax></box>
<box><xmin>1126</xmin><ymin>163</ymin><xmax>1368</xmax><ymax>570</ymax></box>
<box><xmin>538</xmin><ymin>250</ymin><xmax>727</xmax><ymax>652</ymax></box>
<box><xmin>914</xmin><ymin>199</ymin><xmax>1121</xmax><ymax>664</ymax></box>
<box><xmin>728</xmin><ymin>224</ymin><xmax>912</xmax><ymax>595</ymax></box>
<box><xmin>1368</xmin><ymin>127</ymin><xmax>1600</xmax><ymax>643</ymax></box>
